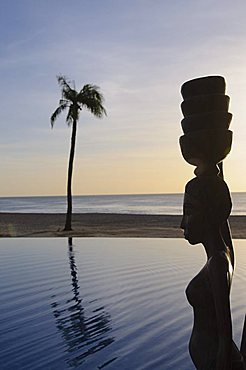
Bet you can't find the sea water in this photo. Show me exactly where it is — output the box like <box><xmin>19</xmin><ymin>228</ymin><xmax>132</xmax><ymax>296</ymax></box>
<box><xmin>0</xmin><ymin>238</ymin><xmax>245</xmax><ymax>369</ymax></box>
<box><xmin>1</xmin><ymin>192</ymin><xmax>246</xmax><ymax>214</ymax></box>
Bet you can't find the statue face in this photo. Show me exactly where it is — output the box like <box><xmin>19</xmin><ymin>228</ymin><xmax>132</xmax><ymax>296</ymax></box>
<box><xmin>180</xmin><ymin>192</ymin><xmax>205</xmax><ymax>245</ymax></box>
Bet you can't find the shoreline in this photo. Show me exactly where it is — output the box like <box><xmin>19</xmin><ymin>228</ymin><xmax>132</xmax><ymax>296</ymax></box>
<box><xmin>0</xmin><ymin>213</ymin><xmax>246</xmax><ymax>238</ymax></box>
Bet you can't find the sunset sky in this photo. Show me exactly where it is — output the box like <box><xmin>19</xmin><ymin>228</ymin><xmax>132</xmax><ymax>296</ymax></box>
<box><xmin>1</xmin><ymin>0</ymin><xmax>246</xmax><ymax>196</ymax></box>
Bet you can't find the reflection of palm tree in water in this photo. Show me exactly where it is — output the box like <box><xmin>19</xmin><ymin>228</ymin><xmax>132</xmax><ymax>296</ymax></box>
<box><xmin>51</xmin><ymin>238</ymin><xmax>115</xmax><ymax>368</ymax></box>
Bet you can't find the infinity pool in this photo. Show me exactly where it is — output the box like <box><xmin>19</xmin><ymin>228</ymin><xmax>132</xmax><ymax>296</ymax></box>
<box><xmin>0</xmin><ymin>238</ymin><xmax>245</xmax><ymax>369</ymax></box>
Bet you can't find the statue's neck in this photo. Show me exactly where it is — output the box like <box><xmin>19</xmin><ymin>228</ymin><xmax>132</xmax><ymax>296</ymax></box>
<box><xmin>203</xmin><ymin>228</ymin><xmax>230</xmax><ymax>260</ymax></box>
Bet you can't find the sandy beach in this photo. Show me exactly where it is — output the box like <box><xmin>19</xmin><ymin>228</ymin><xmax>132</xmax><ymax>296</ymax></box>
<box><xmin>0</xmin><ymin>213</ymin><xmax>245</xmax><ymax>238</ymax></box>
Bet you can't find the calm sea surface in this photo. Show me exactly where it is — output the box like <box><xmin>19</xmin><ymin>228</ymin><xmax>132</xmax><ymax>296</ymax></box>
<box><xmin>1</xmin><ymin>192</ymin><xmax>246</xmax><ymax>214</ymax></box>
<box><xmin>0</xmin><ymin>238</ymin><xmax>245</xmax><ymax>369</ymax></box>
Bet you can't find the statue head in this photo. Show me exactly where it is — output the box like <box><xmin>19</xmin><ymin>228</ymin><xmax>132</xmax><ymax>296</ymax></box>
<box><xmin>180</xmin><ymin>176</ymin><xmax>232</xmax><ymax>245</ymax></box>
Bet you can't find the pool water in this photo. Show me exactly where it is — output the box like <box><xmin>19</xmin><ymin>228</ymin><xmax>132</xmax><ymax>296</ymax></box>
<box><xmin>0</xmin><ymin>238</ymin><xmax>245</xmax><ymax>369</ymax></box>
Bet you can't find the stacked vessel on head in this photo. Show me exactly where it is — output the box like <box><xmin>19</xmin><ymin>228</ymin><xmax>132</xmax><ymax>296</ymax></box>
<box><xmin>179</xmin><ymin>76</ymin><xmax>232</xmax><ymax>175</ymax></box>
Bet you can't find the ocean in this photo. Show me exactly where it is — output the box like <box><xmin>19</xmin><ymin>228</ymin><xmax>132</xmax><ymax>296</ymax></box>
<box><xmin>1</xmin><ymin>192</ymin><xmax>246</xmax><ymax>215</ymax></box>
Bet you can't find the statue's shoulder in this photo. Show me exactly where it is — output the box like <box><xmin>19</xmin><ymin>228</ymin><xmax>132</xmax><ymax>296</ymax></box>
<box><xmin>207</xmin><ymin>252</ymin><xmax>230</xmax><ymax>275</ymax></box>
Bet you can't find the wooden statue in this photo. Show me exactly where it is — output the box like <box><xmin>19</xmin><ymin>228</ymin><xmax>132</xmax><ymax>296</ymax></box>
<box><xmin>180</xmin><ymin>76</ymin><xmax>246</xmax><ymax>369</ymax></box>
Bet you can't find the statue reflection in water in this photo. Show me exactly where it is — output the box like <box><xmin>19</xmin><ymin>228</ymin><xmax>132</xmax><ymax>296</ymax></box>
<box><xmin>51</xmin><ymin>238</ymin><xmax>115</xmax><ymax>368</ymax></box>
<box><xmin>181</xmin><ymin>175</ymin><xmax>245</xmax><ymax>369</ymax></box>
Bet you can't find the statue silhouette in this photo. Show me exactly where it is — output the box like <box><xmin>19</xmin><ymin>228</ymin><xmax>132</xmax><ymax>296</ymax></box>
<box><xmin>180</xmin><ymin>76</ymin><xmax>246</xmax><ymax>369</ymax></box>
<box><xmin>181</xmin><ymin>175</ymin><xmax>245</xmax><ymax>369</ymax></box>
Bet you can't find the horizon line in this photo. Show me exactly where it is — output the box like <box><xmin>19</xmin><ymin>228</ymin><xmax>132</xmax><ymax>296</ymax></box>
<box><xmin>1</xmin><ymin>191</ymin><xmax>246</xmax><ymax>198</ymax></box>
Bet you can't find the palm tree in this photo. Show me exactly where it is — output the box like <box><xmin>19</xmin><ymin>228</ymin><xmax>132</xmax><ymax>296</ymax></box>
<box><xmin>51</xmin><ymin>75</ymin><xmax>106</xmax><ymax>231</ymax></box>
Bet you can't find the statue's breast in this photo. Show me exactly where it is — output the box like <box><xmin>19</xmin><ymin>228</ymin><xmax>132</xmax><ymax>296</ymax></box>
<box><xmin>186</xmin><ymin>266</ymin><xmax>214</xmax><ymax>309</ymax></box>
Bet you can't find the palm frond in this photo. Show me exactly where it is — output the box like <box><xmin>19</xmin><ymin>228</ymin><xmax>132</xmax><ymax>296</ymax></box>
<box><xmin>52</xmin><ymin>77</ymin><xmax>106</xmax><ymax>129</ymax></box>
<box><xmin>57</xmin><ymin>75</ymin><xmax>78</xmax><ymax>102</ymax></box>
<box><xmin>59</xmin><ymin>99</ymin><xmax>69</xmax><ymax>106</ymax></box>
<box><xmin>66</xmin><ymin>104</ymin><xmax>79</xmax><ymax>126</ymax></box>
<box><xmin>57</xmin><ymin>75</ymin><xmax>72</xmax><ymax>92</ymax></box>
<box><xmin>77</xmin><ymin>84</ymin><xmax>107</xmax><ymax>118</ymax></box>
<box><xmin>63</xmin><ymin>88</ymin><xmax>78</xmax><ymax>102</ymax></box>
<box><xmin>66</xmin><ymin>106</ymin><xmax>73</xmax><ymax>126</ymax></box>
<box><xmin>50</xmin><ymin>103</ymin><xmax>68</xmax><ymax>127</ymax></box>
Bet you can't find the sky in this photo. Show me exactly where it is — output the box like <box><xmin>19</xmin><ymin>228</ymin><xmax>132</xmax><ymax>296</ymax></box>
<box><xmin>1</xmin><ymin>0</ymin><xmax>246</xmax><ymax>196</ymax></box>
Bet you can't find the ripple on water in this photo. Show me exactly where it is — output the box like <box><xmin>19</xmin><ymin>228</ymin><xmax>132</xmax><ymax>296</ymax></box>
<box><xmin>0</xmin><ymin>238</ymin><xmax>245</xmax><ymax>369</ymax></box>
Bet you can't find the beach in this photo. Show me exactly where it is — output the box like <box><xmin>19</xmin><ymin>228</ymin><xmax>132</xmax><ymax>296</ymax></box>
<box><xmin>0</xmin><ymin>213</ymin><xmax>246</xmax><ymax>238</ymax></box>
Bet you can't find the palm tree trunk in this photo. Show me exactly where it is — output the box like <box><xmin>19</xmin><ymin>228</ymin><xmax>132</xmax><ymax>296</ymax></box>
<box><xmin>64</xmin><ymin>119</ymin><xmax>77</xmax><ymax>231</ymax></box>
